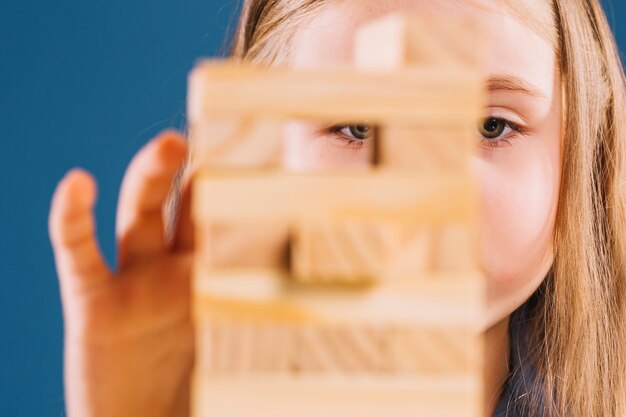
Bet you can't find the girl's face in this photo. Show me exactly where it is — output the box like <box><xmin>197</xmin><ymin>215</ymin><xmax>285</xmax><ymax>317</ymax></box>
<box><xmin>284</xmin><ymin>0</ymin><xmax>562</xmax><ymax>328</ymax></box>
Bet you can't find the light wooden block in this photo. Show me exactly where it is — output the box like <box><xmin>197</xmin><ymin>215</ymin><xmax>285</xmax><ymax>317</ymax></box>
<box><xmin>191</xmin><ymin>196</ymin><xmax>477</xmax><ymax>280</ymax></box>
<box><xmin>377</xmin><ymin>125</ymin><xmax>473</xmax><ymax>174</ymax></box>
<box><xmin>291</xmin><ymin>220</ymin><xmax>399</xmax><ymax>284</ymax></box>
<box><xmin>290</xmin><ymin>220</ymin><xmax>433</xmax><ymax>283</ymax></box>
<box><xmin>197</xmin><ymin>319</ymin><xmax>288</xmax><ymax>374</ymax></box>
<box><xmin>194</xmin><ymin>267</ymin><xmax>484</xmax><ymax>328</ymax></box>
<box><xmin>432</xmin><ymin>223</ymin><xmax>478</xmax><ymax>271</ymax></box>
<box><xmin>192</xmin><ymin>373</ymin><xmax>481</xmax><ymax>417</ymax></box>
<box><xmin>196</xmin><ymin>320</ymin><xmax>477</xmax><ymax>375</ymax></box>
<box><xmin>194</xmin><ymin>221</ymin><xmax>289</xmax><ymax>269</ymax></box>
<box><xmin>189</xmin><ymin>118</ymin><xmax>283</xmax><ymax>170</ymax></box>
<box><xmin>192</xmin><ymin>172</ymin><xmax>473</xmax><ymax>223</ymax></box>
<box><xmin>188</xmin><ymin>62</ymin><xmax>481</xmax><ymax>128</ymax></box>
<box><xmin>355</xmin><ymin>12</ymin><xmax>484</xmax><ymax>70</ymax></box>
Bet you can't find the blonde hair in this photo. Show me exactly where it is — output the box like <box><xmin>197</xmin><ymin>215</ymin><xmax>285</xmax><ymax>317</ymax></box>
<box><xmin>223</xmin><ymin>1</ymin><xmax>626</xmax><ymax>415</ymax></box>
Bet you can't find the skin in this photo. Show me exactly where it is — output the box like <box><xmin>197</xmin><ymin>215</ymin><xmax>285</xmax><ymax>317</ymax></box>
<box><xmin>50</xmin><ymin>132</ymin><xmax>194</xmax><ymax>417</ymax></box>
<box><xmin>49</xmin><ymin>1</ymin><xmax>561</xmax><ymax>416</ymax></box>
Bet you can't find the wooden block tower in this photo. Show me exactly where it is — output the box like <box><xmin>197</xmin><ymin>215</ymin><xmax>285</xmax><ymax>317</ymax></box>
<box><xmin>187</xmin><ymin>13</ymin><xmax>485</xmax><ymax>417</ymax></box>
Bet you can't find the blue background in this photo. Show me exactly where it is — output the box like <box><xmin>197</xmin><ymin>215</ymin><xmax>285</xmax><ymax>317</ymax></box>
<box><xmin>0</xmin><ymin>0</ymin><xmax>624</xmax><ymax>415</ymax></box>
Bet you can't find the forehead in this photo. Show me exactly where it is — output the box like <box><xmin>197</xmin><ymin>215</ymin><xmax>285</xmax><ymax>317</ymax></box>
<box><xmin>289</xmin><ymin>0</ymin><xmax>556</xmax><ymax>97</ymax></box>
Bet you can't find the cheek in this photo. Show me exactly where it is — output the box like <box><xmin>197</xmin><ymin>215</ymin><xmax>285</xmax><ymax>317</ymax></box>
<box><xmin>473</xmin><ymin>140</ymin><xmax>560</xmax><ymax>325</ymax></box>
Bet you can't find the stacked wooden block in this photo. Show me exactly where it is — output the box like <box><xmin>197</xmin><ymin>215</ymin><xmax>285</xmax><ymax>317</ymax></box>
<box><xmin>188</xmin><ymin>13</ymin><xmax>485</xmax><ymax>417</ymax></box>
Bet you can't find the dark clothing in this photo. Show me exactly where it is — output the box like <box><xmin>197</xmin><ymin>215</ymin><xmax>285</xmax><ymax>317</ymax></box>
<box><xmin>492</xmin><ymin>292</ymin><xmax>543</xmax><ymax>417</ymax></box>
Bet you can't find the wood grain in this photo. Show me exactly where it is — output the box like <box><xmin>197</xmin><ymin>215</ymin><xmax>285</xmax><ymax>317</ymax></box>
<box><xmin>194</xmin><ymin>221</ymin><xmax>289</xmax><ymax>269</ymax></box>
<box><xmin>290</xmin><ymin>220</ymin><xmax>434</xmax><ymax>283</ymax></box>
<box><xmin>192</xmin><ymin>172</ymin><xmax>472</xmax><ymax>223</ymax></box>
<box><xmin>189</xmin><ymin>118</ymin><xmax>283</xmax><ymax>170</ymax></box>
<box><xmin>196</xmin><ymin>320</ymin><xmax>478</xmax><ymax>375</ymax></box>
<box><xmin>355</xmin><ymin>12</ymin><xmax>484</xmax><ymax>70</ymax></box>
<box><xmin>188</xmin><ymin>62</ymin><xmax>481</xmax><ymax>128</ymax></box>
<box><xmin>194</xmin><ymin>267</ymin><xmax>484</xmax><ymax>328</ymax></box>
<box><xmin>193</xmin><ymin>372</ymin><xmax>481</xmax><ymax>417</ymax></box>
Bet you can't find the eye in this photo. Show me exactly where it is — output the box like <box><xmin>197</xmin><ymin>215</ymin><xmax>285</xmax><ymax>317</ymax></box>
<box><xmin>476</xmin><ymin>116</ymin><xmax>527</xmax><ymax>148</ymax></box>
<box><xmin>325</xmin><ymin>123</ymin><xmax>375</xmax><ymax>149</ymax></box>
<box><xmin>478</xmin><ymin>117</ymin><xmax>509</xmax><ymax>139</ymax></box>
<box><xmin>338</xmin><ymin>124</ymin><xmax>373</xmax><ymax>140</ymax></box>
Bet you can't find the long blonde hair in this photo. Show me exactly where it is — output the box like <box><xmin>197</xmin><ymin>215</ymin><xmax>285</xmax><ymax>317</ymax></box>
<box><xmin>224</xmin><ymin>0</ymin><xmax>626</xmax><ymax>415</ymax></box>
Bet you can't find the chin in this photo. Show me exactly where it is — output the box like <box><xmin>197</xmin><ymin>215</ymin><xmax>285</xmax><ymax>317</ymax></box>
<box><xmin>482</xmin><ymin>249</ymin><xmax>554</xmax><ymax>330</ymax></box>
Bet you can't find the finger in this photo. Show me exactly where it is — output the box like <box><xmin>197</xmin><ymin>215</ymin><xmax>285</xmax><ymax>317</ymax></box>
<box><xmin>116</xmin><ymin>130</ymin><xmax>187</xmax><ymax>268</ymax></box>
<box><xmin>49</xmin><ymin>169</ymin><xmax>110</xmax><ymax>290</ymax></box>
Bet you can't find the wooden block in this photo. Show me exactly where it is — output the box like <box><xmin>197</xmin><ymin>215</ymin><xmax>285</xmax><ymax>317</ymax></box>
<box><xmin>355</xmin><ymin>12</ymin><xmax>484</xmax><ymax>70</ymax></box>
<box><xmin>292</xmin><ymin>324</ymin><xmax>333</xmax><ymax>373</ymax></box>
<box><xmin>384</xmin><ymin>225</ymin><xmax>434</xmax><ymax>278</ymax></box>
<box><xmin>288</xmin><ymin>324</ymin><xmax>388</xmax><ymax>374</ymax></box>
<box><xmin>196</xmin><ymin>321</ymin><xmax>478</xmax><ymax>375</ymax></box>
<box><xmin>390</xmin><ymin>326</ymin><xmax>479</xmax><ymax>374</ymax></box>
<box><xmin>194</xmin><ymin>221</ymin><xmax>289</xmax><ymax>269</ymax></box>
<box><xmin>187</xmin><ymin>61</ymin><xmax>480</xmax><ymax>128</ymax></box>
<box><xmin>189</xmin><ymin>118</ymin><xmax>283</xmax><ymax>170</ymax></box>
<box><xmin>197</xmin><ymin>320</ymin><xmax>290</xmax><ymax>374</ymax></box>
<box><xmin>320</xmin><ymin>325</ymin><xmax>386</xmax><ymax>373</ymax></box>
<box><xmin>192</xmin><ymin>373</ymin><xmax>481</xmax><ymax>417</ymax></box>
<box><xmin>192</xmin><ymin>172</ymin><xmax>473</xmax><ymax>223</ymax></box>
<box><xmin>431</xmin><ymin>223</ymin><xmax>478</xmax><ymax>271</ymax></box>
<box><xmin>194</xmin><ymin>267</ymin><xmax>484</xmax><ymax>327</ymax></box>
<box><xmin>291</xmin><ymin>220</ymin><xmax>395</xmax><ymax>283</ymax></box>
<box><xmin>377</xmin><ymin>125</ymin><xmax>473</xmax><ymax>174</ymax></box>
<box><xmin>290</xmin><ymin>220</ymin><xmax>433</xmax><ymax>283</ymax></box>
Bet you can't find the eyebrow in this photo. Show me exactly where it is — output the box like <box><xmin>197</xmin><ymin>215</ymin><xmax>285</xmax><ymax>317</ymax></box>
<box><xmin>486</xmin><ymin>76</ymin><xmax>548</xmax><ymax>100</ymax></box>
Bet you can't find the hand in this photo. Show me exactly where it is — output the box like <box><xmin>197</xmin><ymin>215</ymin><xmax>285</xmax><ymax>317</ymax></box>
<box><xmin>49</xmin><ymin>131</ymin><xmax>194</xmax><ymax>417</ymax></box>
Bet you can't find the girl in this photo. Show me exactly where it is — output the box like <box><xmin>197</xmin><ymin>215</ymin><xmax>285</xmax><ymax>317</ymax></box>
<box><xmin>48</xmin><ymin>0</ymin><xmax>626</xmax><ymax>416</ymax></box>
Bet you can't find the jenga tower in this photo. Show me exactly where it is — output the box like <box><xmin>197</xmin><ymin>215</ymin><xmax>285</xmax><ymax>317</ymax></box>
<box><xmin>187</xmin><ymin>13</ymin><xmax>485</xmax><ymax>417</ymax></box>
